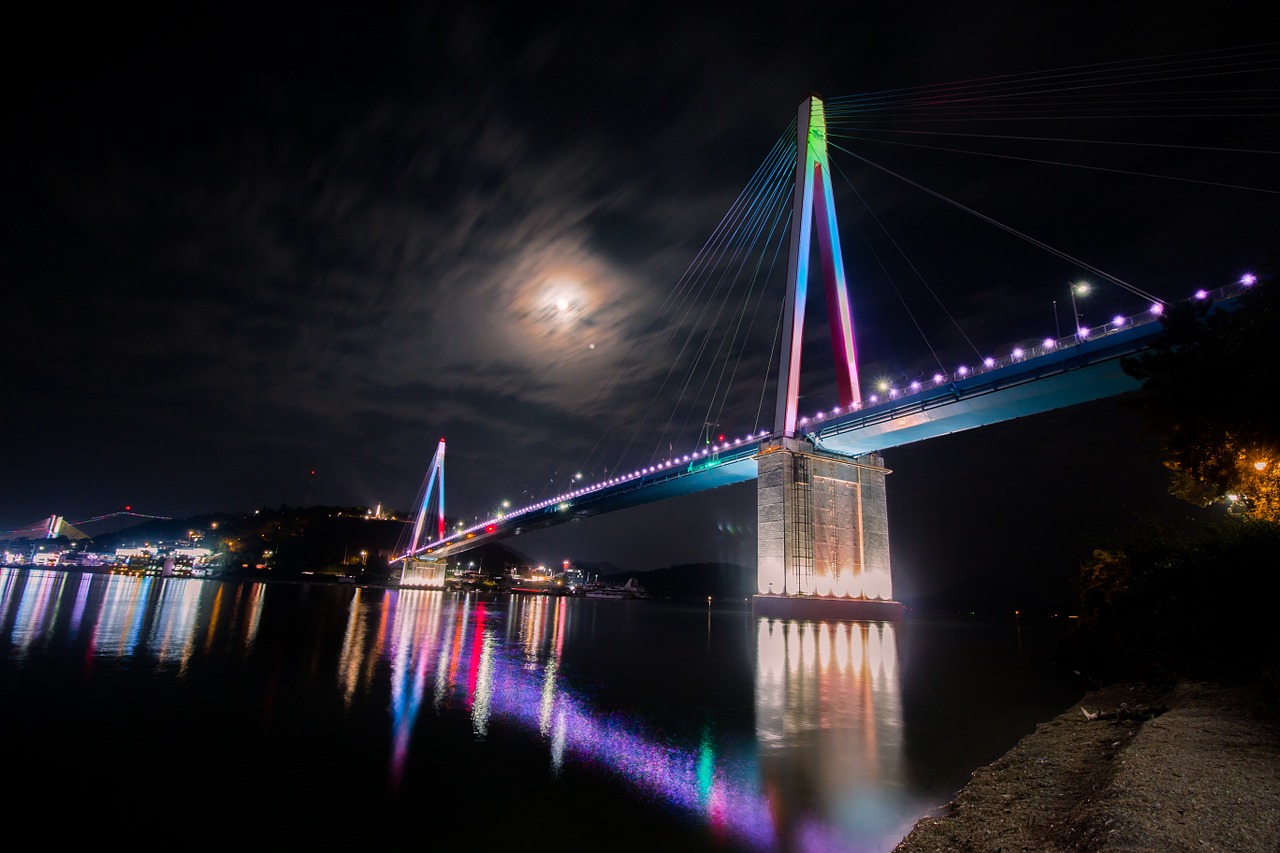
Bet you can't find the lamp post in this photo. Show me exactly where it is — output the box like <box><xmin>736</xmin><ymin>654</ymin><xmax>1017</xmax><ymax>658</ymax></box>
<box><xmin>1070</xmin><ymin>281</ymin><xmax>1090</xmax><ymax>338</ymax></box>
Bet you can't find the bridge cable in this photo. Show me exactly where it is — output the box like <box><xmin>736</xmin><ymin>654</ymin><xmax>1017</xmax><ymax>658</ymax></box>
<box><xmin>828</xmin><ymin>155</ymin><xmax>982</xmax><ymax>372</ymax></box>
<box><xmin>640</xmin><ymin>133</ymin><xmax>797</xmax><ymax>465</ymax></box>
<box><xmin>831</xmin><ymin>133</ymin><xmax>1279</xmax><ymax>197</ymax></box>
<box><xmin>828</xmin><ymin>140</ymin><xmax>1167</xmax><ymax>305</ymax></box>
<box><xmin>556</xmin><ymin>126</ymin><xmax>796</xmax><ymax>491</ymax></box>
<box><xmin>823</xmin><ymin>43</ymin><xmax>1280</xmax><ymax>116</ymax></box>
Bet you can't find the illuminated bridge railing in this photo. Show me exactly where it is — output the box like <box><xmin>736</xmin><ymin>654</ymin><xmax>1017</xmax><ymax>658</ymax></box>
<box><xmin>799</xmin><ymin>276</ymin><xmax>1256</xmax><ymax>435</ymax></box>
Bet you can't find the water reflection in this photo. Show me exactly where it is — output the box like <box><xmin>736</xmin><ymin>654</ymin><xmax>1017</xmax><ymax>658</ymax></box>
<box><xmin>757</xmin><ymin>618</ymin><xmax>912</xmax><ymax>850</ymax></box>
<box><xmin>2</xmin><ymin>568</ymin><xmax>923</xmax><ymax>851</ymax></box>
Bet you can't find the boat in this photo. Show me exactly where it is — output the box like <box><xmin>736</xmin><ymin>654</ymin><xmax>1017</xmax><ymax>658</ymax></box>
<box><xmin>584</xmin><ymin>578</ymin><xmax>648</xmax><ymax>599</ymax></box>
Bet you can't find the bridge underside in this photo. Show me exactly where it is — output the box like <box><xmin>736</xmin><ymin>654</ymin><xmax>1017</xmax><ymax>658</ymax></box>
<box><xmin>813</xmin><ymin>326</ymin><xmax>1147</xmax><ymax>456</ymax></box>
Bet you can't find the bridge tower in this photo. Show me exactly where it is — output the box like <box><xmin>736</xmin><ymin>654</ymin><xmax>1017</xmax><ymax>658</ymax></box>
<box><xmin>399</xmin><ymin>438</ymin><xmax>448</xmax><ymax>588</ymax></box>
<box><xmin>755</xmin><ymin>95</ymin><xmax>902</xmax><ymax>620</ymax></box>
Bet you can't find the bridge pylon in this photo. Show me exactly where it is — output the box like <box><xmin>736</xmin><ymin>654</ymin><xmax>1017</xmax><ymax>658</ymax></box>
<box><xmin>399</xmin><ymin>437</ymin><xmax>448</xmax><ymax>588</ymax></box>
<box><xmin>756</xmin><ymin>96</ymin><xmax>902</xmax><ymax>620</ymax></box>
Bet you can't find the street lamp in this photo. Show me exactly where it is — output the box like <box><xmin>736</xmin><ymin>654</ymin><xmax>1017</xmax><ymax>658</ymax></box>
<box><xmin>1070</xmin><ymin>282</ymin><xmax>1090</xmax><ymax>339</ymax></box>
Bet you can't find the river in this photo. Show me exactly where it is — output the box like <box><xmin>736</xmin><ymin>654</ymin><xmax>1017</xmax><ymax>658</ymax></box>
<box><xmin>0</xmin><ymin>567</ymin><xmax>1083</xmax><ymax>851</ymax></box>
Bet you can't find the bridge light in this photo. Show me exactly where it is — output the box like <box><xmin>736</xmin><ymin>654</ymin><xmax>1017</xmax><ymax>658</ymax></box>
<box><xmin>909</xmin><ymin>380</ymin><xmax>920</xmax><ymax>391</ymax></box>
<box><xmin>983</xmin><ymin>357</ymin><xmax>995</xmax><ymax>368</ymax></box>
<box><xmin>868</xmin><ymin>394</ymin><xmax>878</xmax><ymax>403</ymax></box>
<box><xmin>1078</xmin><ymin>326</ymin><xmax>1091</xmax><ymax>339</ymax></box>
<box><xmin>1042</xmin><ymin>338</ymin><xmax>1056</xmax><ymax>349</ymax></box>
<box><xmin>1150</xmin><ymin>303</ymin><xmax>1164</xmax><ymax>315</ymax></box>
<box><xmin>1242</xmin><ymin>273</ymin><xmax>1257</xmax><ymax>286</ymax></box>
<box><xmin>933</xmin><ymin>373</ymin><xmax>945</xmax><ymax>383</ymax></box>
<box><xmin>1195</xmin><ymin>289</ymin><xmax>1208</xmax><ymax>299</ymax></box>
<box><xmin>1011</xmin><ymin>348</ymin><xmax>1023</xmax><ymax>360</ymax></box>
<box><xmin>1112</xmin><ymin>315</ymin><xmax>1126</xmax><ymax>327</ymax></box>
<box><xmin>957</xmin><ymin>366</ymin><xmax>969</xmax><ymax>376</ymax></box>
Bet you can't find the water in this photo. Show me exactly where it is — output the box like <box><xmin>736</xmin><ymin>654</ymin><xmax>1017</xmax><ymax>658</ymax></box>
<box><xmin>0</xmin><ymin>568</ymin><xmax>1082</xmax><ymax>850</ymax></box>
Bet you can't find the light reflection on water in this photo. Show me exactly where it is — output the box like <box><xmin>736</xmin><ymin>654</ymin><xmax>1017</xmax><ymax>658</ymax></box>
<box><xmin>1</xmin><ymin>567</ymin><xmax>1071</xmax><ymax>851</ymax></box>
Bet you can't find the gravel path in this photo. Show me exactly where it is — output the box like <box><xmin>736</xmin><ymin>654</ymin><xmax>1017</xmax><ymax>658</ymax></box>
<box><xmin>893</xmin><ymin>680</ymin><xmax>1280</xmax><ymax>852</ymax></box>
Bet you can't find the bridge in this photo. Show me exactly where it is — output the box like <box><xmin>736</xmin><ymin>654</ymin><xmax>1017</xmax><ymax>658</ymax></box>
<box><xmin>396</xmin><ymin>93</ymin><xmax>1259</xmax><ymax>617</ymax></box>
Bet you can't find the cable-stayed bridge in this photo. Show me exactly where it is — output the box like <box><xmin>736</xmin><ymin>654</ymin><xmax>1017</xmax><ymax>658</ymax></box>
<box><xmin>398</xmin><ymin>59</ymin><xmax>1271</xmax><ymax>615</ymax></box>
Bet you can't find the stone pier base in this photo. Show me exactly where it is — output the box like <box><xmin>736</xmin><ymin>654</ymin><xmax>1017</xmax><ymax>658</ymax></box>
<box><xmin>752</xmin><ymin>593</ymin><xmax>904</xmax><ymax>621</ymax></box>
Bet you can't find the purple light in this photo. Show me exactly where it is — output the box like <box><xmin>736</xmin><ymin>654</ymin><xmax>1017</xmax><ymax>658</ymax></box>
<box><xmin>1150</xmin><ymin>303</ymin><xmax>1163</xmax><ymax>315</ymax></box>
<box><xmin>1242</xmin><ymin>273</ymin><xmax>1257</xmax><ymax>286</ymax></box>
<box><xmin>1011</xmin><ymin>347</ymin><xmax>1023</xmax><ymax>360</ymax></box>
<box><xmin>983</xmin><ymin>357</ymin><xmax>995</xmax><ymax>368</ymax></box>
<box><xmin>799</xmin><ymin>417</ymin><xmax>809</xmax><ymax>425</ymax></box>
<box><xmin>1195</xmin><ymin>289</ymin><xmax>1208</xmax><ymax>299</ymax></box>
<box><xmin>1112</xmin><ymin>315</ymin><xmax>1126</xmax><ymax>327</ymax></box>
<box><xmin>1078</xmin><ymin>326</ymin><xmax>1091</xmax><ymax>339</ymax></box>
<box><xmin>1042</xmin><ymin>337</ymin><xmax>1055</xmax><ymax>349</ymax></box>
<box><xmin>909</xmin><ymin>380</ymin><xmax>920</xmax><ymax>391</ymax></box>
<box><xmin>868</xmin><ymin>394</ymin><xmax>878</xmax><ymax>403</ymax></box>
<box><xmin>932</xmin><ymin>373</ymin><xmax>944</xmax><ymax>383</ymax></box>
<box><xmin>957</xmin><ymin>366</ymin><xmax>969</xmax><ymax>376</ymax></box>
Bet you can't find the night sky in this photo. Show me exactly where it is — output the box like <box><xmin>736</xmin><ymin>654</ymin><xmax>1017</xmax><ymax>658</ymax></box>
<box><xmin>3</xmin><ymin>3</ymin><xmax>1275</xmax><ymax>601</ymax></box>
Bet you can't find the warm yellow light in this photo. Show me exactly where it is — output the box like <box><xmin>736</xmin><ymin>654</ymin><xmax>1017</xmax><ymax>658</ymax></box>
<box><xmin>1255</xmin><ymin>460</ymin><xmax>1269</xmax><ymax>471</ymax></box>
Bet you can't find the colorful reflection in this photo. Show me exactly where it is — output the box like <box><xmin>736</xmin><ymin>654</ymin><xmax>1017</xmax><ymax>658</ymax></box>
<box><xmin>756</xmin><ymin>618</ymin><xmax>918</xmax><ymax>851</ymax></box>
<box><xmin>2</xmin><ymin>567</ymin><xmax>267</xmax><ymax>673</ymax></box>
<box><xmin>2</xmin><ymin>568</ymin><xmax>918</xmax><ymax>851</ymax></box>
<box><xmin>334</xmin><ymin>588</ymin><xmax>778</xmax><ymax>849</ymax></box>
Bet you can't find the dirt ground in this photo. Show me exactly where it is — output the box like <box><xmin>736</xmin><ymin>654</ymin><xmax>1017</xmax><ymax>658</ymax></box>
<box><xmin>893</xmin><ymin>679</ymin><xmax>1280</xmax><ymax>852</ymax></box>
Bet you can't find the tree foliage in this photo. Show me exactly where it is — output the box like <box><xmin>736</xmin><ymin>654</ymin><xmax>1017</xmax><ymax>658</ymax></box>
<box><xmin>1121</xmin><ymin>258</ymin><xmax>1279</xmax><ymax>520</ymax></box>
<box><xmin>1062</xmin><ymin>515</ymin><xmax>1280</xmax><ymax>685</ymax></box>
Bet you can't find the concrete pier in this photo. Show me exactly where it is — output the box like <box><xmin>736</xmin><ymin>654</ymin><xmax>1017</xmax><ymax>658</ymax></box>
<box><xmin>755</xmin><ymin>436</ymin><xmax>904</xmax><ymax>620</ymax></box>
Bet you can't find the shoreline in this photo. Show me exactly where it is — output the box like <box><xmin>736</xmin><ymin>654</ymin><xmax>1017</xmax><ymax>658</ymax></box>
<box><xmin>893</xmin><ymin>678</ymin><xmax>1280</xmax><ymax>851</ymax></box>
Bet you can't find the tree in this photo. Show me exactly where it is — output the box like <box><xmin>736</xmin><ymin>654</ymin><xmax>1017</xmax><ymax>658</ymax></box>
<box><xmin>1121</xmin><ymin>258</ymin><xmax>1279</xmax><ymax>521</ymax></box>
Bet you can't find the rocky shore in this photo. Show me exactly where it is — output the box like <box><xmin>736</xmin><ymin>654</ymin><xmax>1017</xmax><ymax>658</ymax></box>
<box><xmin>893</xmin><ymin>679</ymin><xmax>1280</xmax><ymax>852</ymax></box>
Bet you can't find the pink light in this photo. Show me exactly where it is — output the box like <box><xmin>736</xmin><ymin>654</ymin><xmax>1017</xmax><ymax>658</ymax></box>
<box><xmin>957</xmin><ymin>366</ymin><xmax>969</xmax><ymax>376</ymax></box>
<box><xmin>909</xmin><ymin>380</ymin><xmax>920</xmax><ymax>390</ymax></box>
<box><xmin>1078</xmin><ymin>326</ymin><xmax>1091</xmax><ymax>339</ymax></box>
<box><xmin>868</xmin><ymin>394</ymin><xmax>878</xmax><ymax>403</ymax></box>
<box><xmin>1195</xmin><ymin>289</ymin><xmax>1208</xmax><ymax>299</ymax></box>
<box><xmin>1112</xmin><ymin>315</ymin><xmax>1126</xmax><ymax>327</ymax></box>
<box><xmin>983</xmin><ymin>357</ymin><xmax>995</xmax><ymax>368</ymax></box>
<box><xmin>1150</xmin><ymin>303</ymin><xmax>1164</xmax><ymax>315</ymax></box>
<box><xmin>1042</xmin><ymin>338</ymin><xmax>1055</xmax><ymax>349</ymax></box>
<box><xmin>932</xmin><ymin>373</ymin><xmax>944</xmax><ymax>383</ymax></box>
<box><xmin>1011</xmin><ymin>347</ymin><xmax>1023</xmax><ymax>359</ymax></box>
<box><xmin>1242</xmin><ymin>273</ymin><xmax>1257</xmax><ymax>286</ymax></box>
